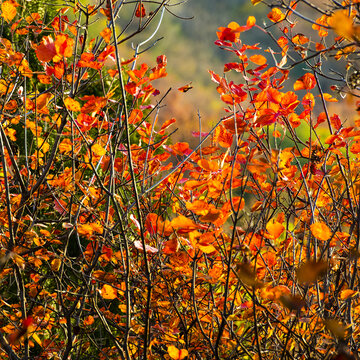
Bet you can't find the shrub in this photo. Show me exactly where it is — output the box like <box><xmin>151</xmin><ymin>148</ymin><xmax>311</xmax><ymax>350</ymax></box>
<box><xmin>0</xmin><ymin>0</ymin><xmax>360</xmax><ymax>359</ymax></box>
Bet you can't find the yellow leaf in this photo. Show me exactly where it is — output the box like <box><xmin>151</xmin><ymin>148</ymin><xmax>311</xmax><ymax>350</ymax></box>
<box><xmin>31</xmin><ymin>332</ymin><xmax>42</xmax><ymax>346</ymax></box>
<box><xmin>1</xmin><ymin>1</ymin><xmax>17</xmax><ymax>22</ymax></box>
<box><xmin>100</xmin><ymin>284</ymin><xmax>117</xmax><ymax>300</ymax></box>
<box><xmin>168</xmin><ymin>345</ymin><xmax>188</xmax><ymax>360</ymax></box>
<box><xmin>251</xmin><ymin>0</ymin><xmax>263</xmax><ymax>4</ymax></box>
<box><xmin>310</xmin><ymin>222</ymin><xmax>332</xmax><ymax>241</ymax></box>
<box><xmin>328</xmin><ymin>10</ymin><xmax>355</xmax><ymax>40</ymax></box>
<box><xmin>266</xmin><ymin>219</ymin><xmax>284</xmax><ymax>239</ymax></box>
<box><xmin>92</xmin><ymin>143</ymin><xmax>106</xmax><ymax>157</ymax></box>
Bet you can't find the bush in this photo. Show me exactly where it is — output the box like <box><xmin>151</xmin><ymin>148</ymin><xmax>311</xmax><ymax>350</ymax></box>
<box><xmin>0</xmin><ymin>0</ymin><xmax>360</xmax><ymax>359</ymax></box>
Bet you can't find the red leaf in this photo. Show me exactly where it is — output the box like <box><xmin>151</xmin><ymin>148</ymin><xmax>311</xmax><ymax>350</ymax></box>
<box><xmin>135</xmin><ymin>3</ymin><xmax>146</xmax><ymax>18</ymax></box>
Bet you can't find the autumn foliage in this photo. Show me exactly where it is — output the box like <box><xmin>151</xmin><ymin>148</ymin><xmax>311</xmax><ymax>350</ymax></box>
<box><xmin>1</xmin><ymin>0</ymin><xmax>360</xmax><ymax>359</ymax></box>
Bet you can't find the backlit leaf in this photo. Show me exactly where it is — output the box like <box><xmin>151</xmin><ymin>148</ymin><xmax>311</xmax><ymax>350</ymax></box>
<box><xmin>64</xmin><ymin>97</ymin><xmax>81</xmax><ymax>112</ymax></box>
<box><xmin>100</xmin><ymin>27</ymin><xmax>111</xmax><ymax>43</ymax></box>
<box><xmin>310</xmin><ymin>222</ymin><xmax>332</xmax><ymax>241</ymax></box>
<box><xmin>36</xmin><ymin>93</ymin><xmax>52</xmax><ymax>110</ymax></box>
<box><xmin>294</xmin><ymin>73</ymin><xmax>316</xmax><ymax>91</ymax></box>
<box><xmin>168</xmin><ymin>345</ymin><xmax>188</xmax><ymax>360</ymax></box>
<box><xmin>249</xmin><ymin>54</ymin><xmax>267</xmax><ymax>65</ymax></box>
<box><xmin>1</xmin><ymin>1</ymin><xmax>17</xmax><ymax>22</ymax></box>
<box><xmin>268</xmin><ymin>8</ymin><xmax>285</xmax><ymax>23</ymax></box>
<box><xmin>100</xmin><ymin>284</ymin><xmax>117</xmax><ymax>300</ymax></box>
<box><xmin>266</xmin><ymin>219</ymin><xmax>284</xmax><ymax>239</ymax></box>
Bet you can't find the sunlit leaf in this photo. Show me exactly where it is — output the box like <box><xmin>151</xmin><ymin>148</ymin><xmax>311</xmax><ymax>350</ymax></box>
<box><xmin>83</xmin><ymin>315</ymin><xmax>94</xmax><ymax>326</ymax></box>
<box><xmin>36</xmin><ymin>93</ymin><xmax>52</xmax><ymax>110</ymax></box>
<box><xmin>162</xmin><ymin>237</ymin><xmax>179</xmax><ymax>254</ymax></box>
<box><xmin>168</xmin><ymin>345</ymin><xmax>188</xmax><ymax>360</ymax></box>
<box><xmin>294</xmin><ymin>73</ymin><xmax>316</xmax><ymax>91</ymax></box>
<box><xmin>310</xmin><ymin>222</ymin><xmax>332</xmax><ymax>241</ymax></box>
<box><xmin>178</xmin><ymin>83</ymin><xmax>193</xmax><ymax>92</ymax></box>
<box><xmin>1</xmin><ymin>1</ymin><xmax>17</xmax><ymax>22</ymax></box>
<box><xmin>64</xmin><ymin>97</ymin><xmax>81</xmax><ymax>112</ymax></box>
<box><xmin>100</xmin><ymin>27</ymin><xmax>111</xmax><ymax>43</ymax></box>
<box><xmin>268</xmin><ymin>8</ymin><xmax>285</xmax><ymax>23</ymax></box>
<box><xmin>266</xmin><ymin>219</ymin><xmax>284</xmax><ymax>239</ymax></box>
<box><xmin>249</xmin><ymin>54</ymin><xmax>267</xmax><ymax>65</ymax></box>
<box><xmin>100</xmin><ymin>284</ymin><xmax>117</xmax><ymax>300</ymax></box>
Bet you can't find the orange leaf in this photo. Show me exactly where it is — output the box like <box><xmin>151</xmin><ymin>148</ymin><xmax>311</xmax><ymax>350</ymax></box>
<box><xmin>1</xmin><ymin>1</ymin><xmax>17</xmax><ymax>22</ymax></box>
<box><xmin>51</xmin><ymin>258</ymin><xmax>61</xmax><ymax>272</ymax></box>
<box><xmin>170</xmin><ymin>215</ymin><xmax>202</xmax><ymax>233</ymax></box>
<box><xmin>128</xmin><ymin>109</ymin><xmax>143</xmax><ymax>124</ymax></box>
<box><xmin>36</xmin><ymin>93</ymin><xmax>52</xmax><ymax>110</ymax></box>
<box><xmin>197</xmin><ymin>159</ymin><xmax>219</xmax><ymax>172</ymax></box>
<box><xmin>186</xmin><ymin>200</ymin><xmax>210</xmax><ymax>216</ymax></box>
<box><xmin>83</xmin><ymin>315</ymin><xmax>94</xmax><ymax>326</ymax></box>
<box><xmin>267</xmin><ymin>8</ymin><xmax>285</xmax><ymax>23</ymax></box>
<box><xmin>178</xmin><ymin>83</ymin><xmax>193</xmax><ymax>93</ymax></box>
<box><xmin>168</xmin><ymin>345</ymin><xmax>188</xmax><ymax>360</ymax></box>
<box><xmin>292</xmin><ymin>34</ymin><xmax>309</xmax><ymax>45</ymax></box>
<box><xmin>100</xmin><ymin>284</ymin><xmax>117</xmax><ymax>300</ymax></box>
<box><xmin>162</xmin><ymin>237</ymin><xmax>179</xmax><ymax>254</ymax></box>
<box><xmin>247</xmin><ymin>16</ymin><xmax>256</xmax><ymax>27</ymax></box>
<box><xmin>340</xmin><ymin>289</ymin><xmax>358</xmax><ymax>301</ymax></box>
<box><xmin>100</xmin><ymin>27</ymin><xmax>111</xmax><ymax>43</ymax></box>
<box><xmin>266</xmin><ymin>219</ymin><xmax>284</xmax><ymax>239</ymax></box>
<box><xmin>64</xmin><ymin>97</ymin><xmax>81</xmax><ymax>112</ymax></box>
<box><xmin>310</xmin><ymin>222</ymin><xmax>332</xmax><ymax>241</ymax></box>
<box><xmin>36</xmin><ymin>36</ymin><xmax>57</xmax><ymax>62</ymax></box>
<box><xmin>294</xmin><ymin>73</ymin><xmax>316</xmax><ymax>91</ymax></box>
<box><xmin>249</xmin><ymin>54</ymin><xmax>267</xmax><ymax>65</ymax></box>
<box><xmin>55</xmin><ymin>34</ymin><xmax>74</xmax><ymax>59</ymax></box>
